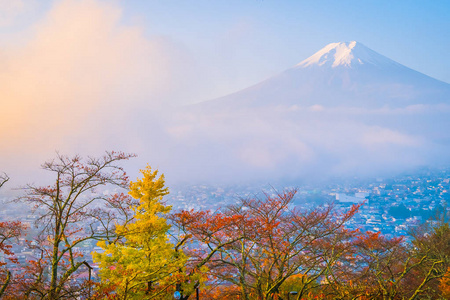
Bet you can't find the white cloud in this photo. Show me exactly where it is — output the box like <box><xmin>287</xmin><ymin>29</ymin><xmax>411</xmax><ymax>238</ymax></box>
<box><xmin>0</xmin><ymin>0</ymin><xmax>194</xmax><ymax>184</ymax></box>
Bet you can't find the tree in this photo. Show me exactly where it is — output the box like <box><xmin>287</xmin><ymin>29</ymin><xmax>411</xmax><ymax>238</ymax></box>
<box><xmin>169</xmin><ymin>206</ymin><xmax>246</xmax><ymax>300</ymax></box>
<box><xmin>0</xmin><ymin>173</ymin><xmax>27</xmax><ymax>298</ymax></box>
<box><xmin>16</xmin><ymin>151</ymin><xmax>136</xmax><ymax>299</ymax></box>
<box><xmin>0</xmin><ymin>220</ymin><xmax>27</xmax><ymax>297</ymax></box>
<box><xmin>409</xmin><ymin>215</ymin><xmax>450</xmax><ymax>299</ymax></box>
<box><xmin>326</xmin><ymin>231</ymin><xmax>415</xmax><ymax>299</ymax></box>
<box><xmin>439</xmin><ymin>267</ymin><xmax>450</xmax><ymax>298</ymax></box>
<box><xmin>171</xmin><ymin>189</ymin><xmax>360</xmax><ymax>300</ymax></box>
<box><xmin>0</xmin><ymin>173</ymin><xmax>9</xmax><ymax>189</ymax></box>
<box><xmin>94</xmin><ymin>166</ymin><xmax>187</xmax><ymax>299</ymax></box>
<box><xmin>324</xmin><ymin>227</ymin><xmax>450</xmax><ymax>300</ymax></box>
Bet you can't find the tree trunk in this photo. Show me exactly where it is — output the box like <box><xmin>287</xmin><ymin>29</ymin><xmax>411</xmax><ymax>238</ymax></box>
<box><xmin>0</xmin><ymin>270</ymin><xmax>11</xmax><ymax>297</ymax></box>
<box><xmin>49</xmin><ymin>237</ymin><xmax>60</xmax><ymax>299</ymax></box>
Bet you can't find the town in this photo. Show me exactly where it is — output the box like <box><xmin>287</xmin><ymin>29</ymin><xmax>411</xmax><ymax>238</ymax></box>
<box><xmin>167</xmin><ymin>167</ymin><xmax>450</xmax><ymax>239</ymax></box>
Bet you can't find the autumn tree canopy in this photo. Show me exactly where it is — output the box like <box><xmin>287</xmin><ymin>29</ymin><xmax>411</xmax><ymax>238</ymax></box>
<box><xmin>170</xmin><ymin>189</ymin><xmax>360</xmax><ymax>300</ymax></box>
<box><xmin>14</xmin><ymin>151</ymin><xmax>136</xmax><ymax>299</ymax></box>
<box><xmin>1</xmin><ymin>153</ymin><xmax>450</xmax><ymax>300</ymax></box>
<box><xmin>0</xmin><ymin>172</ymin><xmax>27</xmax><ymax>298</ymax></box>
<box><xmin>94</xmin><ymin>166</ymin><xmax>188</xmax><ymax>299</ymax></box>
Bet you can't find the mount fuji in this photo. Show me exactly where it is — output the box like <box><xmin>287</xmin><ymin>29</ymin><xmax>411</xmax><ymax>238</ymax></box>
<box><xmin>161</xmin><ymin>41</ymin><xmax>450</xmax><ymax>182</ymax></box>
<box><xmin>200</xmin><ymin>41</ymin><xmax>450</xmax><ymax>110</ymax></box>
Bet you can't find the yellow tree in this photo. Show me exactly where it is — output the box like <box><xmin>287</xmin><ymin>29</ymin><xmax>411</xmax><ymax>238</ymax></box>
<box><xmin>94</xmin><ymin>166</ymin><xmax>187</xmax><ymax>299</ymax></box>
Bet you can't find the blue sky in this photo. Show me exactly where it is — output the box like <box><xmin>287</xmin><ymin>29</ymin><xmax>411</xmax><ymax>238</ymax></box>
<box><xmin>119</xmin><ymin>0</ymin><xmax>450</xmax><ymax>84</ymax></box>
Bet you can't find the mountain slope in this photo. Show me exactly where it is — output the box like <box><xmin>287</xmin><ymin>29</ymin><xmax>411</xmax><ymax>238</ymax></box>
<box><xmin>200</xmin><ymin>41</ymin><xmax>450</xmax><ymax>110</ymax></box>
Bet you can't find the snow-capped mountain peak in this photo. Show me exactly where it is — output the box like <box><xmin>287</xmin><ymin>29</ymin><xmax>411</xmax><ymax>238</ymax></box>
<box><xmin>296</xmin><ymin>41</ymin><xmax>399</xmax><ymax>69</ymax></box>
<box><xmin>200</xmin><ymin>40</ymin><xmax>450</xmax><ymax>110</ymax></box>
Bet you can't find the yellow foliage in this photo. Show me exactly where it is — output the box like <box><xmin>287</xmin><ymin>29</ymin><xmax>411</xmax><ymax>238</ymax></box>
<box><xmin>94</xmin><ymin>166</ymin><xmax>186</xmax><ymax>299</ymax></box>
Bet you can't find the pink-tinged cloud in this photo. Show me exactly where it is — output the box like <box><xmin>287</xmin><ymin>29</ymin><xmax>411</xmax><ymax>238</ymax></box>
<box><xmin>0</xmin><ymin>0</ymin><xmax>194</xmax><ymax>184</ymax></box>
